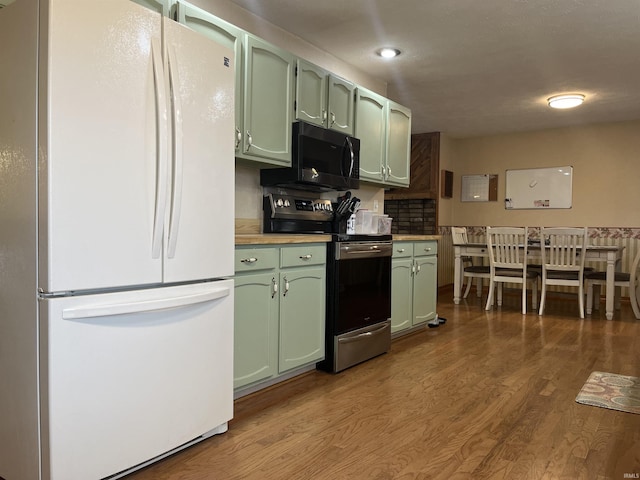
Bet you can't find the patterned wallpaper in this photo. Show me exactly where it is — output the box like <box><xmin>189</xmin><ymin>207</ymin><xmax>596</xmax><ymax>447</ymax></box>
<box><xmin>439</xmin><ymin>226</ymin><xmax>640</xmax><ymax>240</ymax></box>
<box><xmin>436</xmin><ymin>226</ymin><xmax>640</xmax><ymax>294</ymax></box>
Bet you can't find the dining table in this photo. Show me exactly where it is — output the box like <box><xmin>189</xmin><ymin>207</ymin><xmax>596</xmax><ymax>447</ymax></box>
<box><xmin>453</xmin><ymin>243</ymin><xmax>624</xmax><ymax>320</ymax></box>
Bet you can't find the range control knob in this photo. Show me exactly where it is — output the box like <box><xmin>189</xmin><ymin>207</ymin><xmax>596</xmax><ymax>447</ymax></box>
<box><xmin>276</xmin><ymin>198</ymin><xmax>284</xmax><ymax>207</ymax></box>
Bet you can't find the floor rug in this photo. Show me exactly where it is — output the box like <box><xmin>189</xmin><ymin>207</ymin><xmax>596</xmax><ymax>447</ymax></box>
<box><xmin>575</xmin><ymin>371</ymin><xmax>640</xmax><ymax>415</ymax></box>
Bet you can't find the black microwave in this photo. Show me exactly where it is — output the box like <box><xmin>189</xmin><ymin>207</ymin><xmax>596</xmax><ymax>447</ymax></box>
<box><xmin>260</xmin><ymin>121</ymin><xmax>360</xmax><ymax>191</ymax></box>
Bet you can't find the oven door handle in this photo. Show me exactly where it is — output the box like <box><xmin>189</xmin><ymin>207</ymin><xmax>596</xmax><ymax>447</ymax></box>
<box><xmin>337</xmin><ymin>323</ymin><xmax>390</xmax><ymax>343</ymax></box>
<box><xmin>337</xmin><ymin>245</ymin><xmax>393</xmax><ymax>259</ymax></box>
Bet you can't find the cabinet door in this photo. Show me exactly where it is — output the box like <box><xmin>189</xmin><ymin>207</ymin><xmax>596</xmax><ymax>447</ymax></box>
<box><xmin>412</xmin><ymin>256</ymin><xmax>437</xmax><ymax>325</ymax></box>
<box><xmin>130</xmin><ymin>0</ymin><xmax>169</xmax><ymax>15</ymax></box>
<box><xmin>234</xmin><ymin>273</ymin><xmax>279</xmax><ymax>389</ymax></box>
<box><xmin>279</xmin><ymin>268</ymin><xmax>325</xmax><ymax>373</ymax></box>
<box><xmin>386</xmin><ymin>100</ymin><xmax>411</xmax><ymax>187</ymax></box>
<box><xmin>242</xmin><ymin>35</ymin><xmax>295</xmax><ymax>166</ymax></box>
<box><xmin>327</xmin><ymin>74</ymin><xmax>355</xmax><ymax>135</ymax></box>
<box><xmin>174</xmin><ymin>1</ymin><xmax>244</xmax><ymax>154</ymax></box>
<box><xmin>391</xmin><ymin>258</ymin><xmax>413</xmax><ymax>334</ymax></box>
<box><xmin>295</xmin><ymin>59</ymin><xmax>327</xmax><ymax>128</ymax></box>
<box><xmin>355</xmin><ymin>87</ymin><xmax>386</xmax><ymax>183</ymax></box>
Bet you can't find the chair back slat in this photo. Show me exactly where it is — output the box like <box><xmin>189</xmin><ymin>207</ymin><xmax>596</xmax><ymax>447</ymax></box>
<box><xmin>541</xmin><ymin>227</ymin><xmax>588</xmax><ymax>272</ymax></box>
<box><xmin>451</xmin><ymin>227</ymin><xmax>468</xmax><ymax>245</ymax></box>
<box><xmin>487</xmin><ymin>227</ymin><xmax>528</xmax><ymax>269</ymax></box>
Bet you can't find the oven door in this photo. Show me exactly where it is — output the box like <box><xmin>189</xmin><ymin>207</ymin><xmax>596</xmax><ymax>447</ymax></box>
<box><xmin>331</xmin><ymin>241</ymin><xmax>392</xmax><ymax>335</ymax></box>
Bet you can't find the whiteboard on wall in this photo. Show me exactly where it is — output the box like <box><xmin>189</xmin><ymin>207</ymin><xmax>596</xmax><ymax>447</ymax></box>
<box><xmin>505</xmin><ymin>166</ymin><xmax>573</xmax><ymax>209</ymax></box>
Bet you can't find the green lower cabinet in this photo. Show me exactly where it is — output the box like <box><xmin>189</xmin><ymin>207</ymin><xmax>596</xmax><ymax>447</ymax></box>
<box><xmin>390</xmin><ymin>241</ymin><xmax>438</xmax><ymax>336</ymax></box>
<box><xmin>391</xmin><ymin>257</ymin><xmax>413</xmax><ymax>333</ymax></box>
<box><xmin>234</xmin><ymin>244</ymin><xmax>326</xmax><ymax>392</ymax></box>
<box><xmin>278</xmin><ymin>267</ymin><xmax>325</xmax><ymax>373</ymax></box>
<box><xmin>412</xmin><ymin>255</ymin><xmax>437</xmax><ymax>325</ymax></box>
<box><xmin>234</xmin><ymin>272</ymin><xmax>279</xmax><ymax>388</ymax></box>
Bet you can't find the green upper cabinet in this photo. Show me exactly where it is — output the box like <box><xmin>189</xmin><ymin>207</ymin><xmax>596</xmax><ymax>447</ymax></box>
<box><xmin>241</xmin><ymin>35</ymin><xmax>295</xmax><ymax>166</ymax></box>
<box><xmin>327</xmin><ymin>74</ymin><xmax>355</xmax><ymax>135</ymax></box>
<box><xmin>355</xmin><ymin>87</ymin><xmax>412</xmax><ymax>188</ymax></box>
<box><xmin>130</xmin><ymin>0</ymin><xmax>169</xmax><ymax>15</ymax></box>
<box><xmin>295</xmin><ymin>59</ymin><xmax>355</xmax><ymax>135</ymax></box>
<box><xmin>173</xmin><ymin>1</ymin><xmax>244</xmax><ymax>154</ymax></box>
<box><xmin>295</xmin><ymin>60</ymin><xmax>327</xmax><ymax>128</ymax></box>
<box><xmin>385</xmin><ymin>100</ymin><xmax>411</xmax><ymax>187</ymax></box>
<box><xmin>355</xmin><ymin>87</ymin><xmax>387</xmax><ymax>183</ymax></box>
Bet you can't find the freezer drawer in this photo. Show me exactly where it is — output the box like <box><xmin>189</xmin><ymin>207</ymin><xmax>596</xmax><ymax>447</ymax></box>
<box><xmin>39</xmin><ymin>280</ymin><xmax>234</xmax><ymax>480</ymax></box>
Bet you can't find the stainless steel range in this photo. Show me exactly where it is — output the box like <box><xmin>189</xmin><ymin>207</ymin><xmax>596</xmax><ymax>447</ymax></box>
<box><xmin>263</xmin><ymin>189</ymin><xmax>392</xmax><ymax>373</ymax></box>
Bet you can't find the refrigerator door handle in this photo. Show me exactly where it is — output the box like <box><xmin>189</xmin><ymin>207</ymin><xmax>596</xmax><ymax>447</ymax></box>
<box><xmin>166</xmin><ymin>45</ymin><xmax>183</xmax><ymax>259</ymax></box>
<box><xmin>61</xmin><ymin>286</ymin><xmax>231</xmax><ymax>320</ymax></box>
<box><xmin>150</xmin><ymin>37</ymin><xmax>169</xmax><ymax>260</ymax></box>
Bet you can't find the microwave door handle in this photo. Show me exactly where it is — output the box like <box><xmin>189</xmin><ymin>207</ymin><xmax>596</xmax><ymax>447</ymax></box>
<box><xmin>344</xmin><ymin>136</ymin><xmax>354</xmax><ymax>183</ymax></box>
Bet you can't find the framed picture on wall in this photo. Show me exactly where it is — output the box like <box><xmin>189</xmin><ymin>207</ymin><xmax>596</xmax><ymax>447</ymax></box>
<box><xmin>461</xmin><ymin>174</ymin><xmax>498</xmax><ymax>202</ymax></box>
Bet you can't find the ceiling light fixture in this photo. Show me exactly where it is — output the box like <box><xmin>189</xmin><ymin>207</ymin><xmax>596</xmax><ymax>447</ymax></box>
<box><xmin>377</xmin><ymin>47</ymin><xmax>401</xmax><ymax>59</ymax></box>
<box><xmin>547</xmin><ymin>94</ymin><xmax>585</xmax><ymax>109</ymax></box>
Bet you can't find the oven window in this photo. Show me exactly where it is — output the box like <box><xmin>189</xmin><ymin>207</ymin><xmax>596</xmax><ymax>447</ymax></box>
<box><xmin>336</xmin><ymin>255</ymin><xmax>391</xmax><ymax>334</ymax></box>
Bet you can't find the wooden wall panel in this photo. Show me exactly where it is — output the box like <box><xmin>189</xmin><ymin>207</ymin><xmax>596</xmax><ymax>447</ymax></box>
<box><xmin>386</xmin><ymin>132</ymin><xmax>440</xmax><ymax>200</ymax></box>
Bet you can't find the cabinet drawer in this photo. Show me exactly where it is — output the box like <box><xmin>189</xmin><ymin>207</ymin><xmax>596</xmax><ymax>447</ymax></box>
<box><xmin>392</xmin><ymin>242</ymin><xmax>413</xmax><ymax>258</ymax></box>
<box><xmin>413</xmin><ymin>241</ymin><xmax>438</xmax><ymax>256</ymax></box>
<box><xmin>280</xmin><ymin>244</ymin><xmax>326</xmax><ymax>268</ymax></box>
<box><xmin>235</xmin><ymin>247</ymin><xmax>278</xmax><ymax>273</ymax></box>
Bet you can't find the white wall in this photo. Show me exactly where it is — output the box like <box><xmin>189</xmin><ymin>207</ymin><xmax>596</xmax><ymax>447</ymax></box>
<box><xmin>439</xmin><ymin>119</ymin><xmax>640</xmax><ymax>228</ymax></box>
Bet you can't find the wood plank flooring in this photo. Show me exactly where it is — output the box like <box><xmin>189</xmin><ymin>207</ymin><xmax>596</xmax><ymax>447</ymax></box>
<box><xmin>127</xmin><ymin>288</ymin><xmax>640</xmax><ymax>479</ymax></box>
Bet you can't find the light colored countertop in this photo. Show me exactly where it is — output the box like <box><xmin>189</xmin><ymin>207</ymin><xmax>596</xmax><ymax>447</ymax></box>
<box><xmin>393</xmin><ymin>235</ymin><xmax>440</xmax><ymax>241</ymax></box>
<box><xmin>235</xmin><ymin>234</ymin><xmax>332</xmax><ymax>245</ymax></box>
<box><xmin>235</xmin><ymin>233</ymin><xmax>441</xmax><ymax>245</ymax></box>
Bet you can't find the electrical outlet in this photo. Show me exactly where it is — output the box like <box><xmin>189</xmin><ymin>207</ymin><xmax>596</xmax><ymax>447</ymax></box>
<box><xmin>373</xmin><ymin>200</ymin><xmax>379</xmax><ymax>212</ymax></box>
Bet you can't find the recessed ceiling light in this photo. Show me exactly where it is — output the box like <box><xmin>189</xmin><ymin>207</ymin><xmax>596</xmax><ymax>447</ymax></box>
<box><xmin>547</xmin><ymin>94</ymin><xmax>585</xmax><ymax>109</ymax></box>
<box><xmin>377</xmin><ymin>48</ymin><xmax>401</xmax><ymax>59</ymax></box>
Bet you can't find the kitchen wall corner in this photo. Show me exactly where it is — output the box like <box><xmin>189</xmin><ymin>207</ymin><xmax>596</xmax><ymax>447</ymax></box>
<box><xmin>235</xmin><ymin>162</ymin><xmax>263</xmax><ymax>220</ymax></box>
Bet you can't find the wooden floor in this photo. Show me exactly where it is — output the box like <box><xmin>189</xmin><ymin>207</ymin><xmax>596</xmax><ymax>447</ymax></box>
<box><xmin>127</xmin><ymin>287</ymin><xmax>640</xmax><ymax>480</ymax></box>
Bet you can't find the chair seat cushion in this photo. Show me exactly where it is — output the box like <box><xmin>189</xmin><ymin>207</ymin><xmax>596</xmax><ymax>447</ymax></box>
<box><xmin>495</xmin><ymin>268</ymin><xmax>539</xmax><ymax>279</ymax></box>
<box><xmin>584</xmin><ymin>271</ymin><xmax>630</xmax><ymax>282</ymax></box>
<box><xmin>546</xmin><ymin>271</ymin><xmax>580</xmax><ymax>280</ymax></box>
<box><xmin>464</xmin><ymin>265</ymin><xmax>491</xmax><ymax>273</ymax></box>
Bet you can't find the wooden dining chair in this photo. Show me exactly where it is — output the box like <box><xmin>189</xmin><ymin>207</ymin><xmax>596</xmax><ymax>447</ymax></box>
<box><xmin>538</xmin><ymin>227</ymin><xmax>588</xmax><ymax>318</ymax></box>
<box><xmin>585</xmin><ymin>247</ymin><xmax>640</xmax><ymax>319</ymax></box>
<box><xmin>485</xmin><ymin>226</ymin><xmax>539</xmax><ymax>314</ymax></box>
<box><xmin>451</xmin><ymin>226</ymin><xmax>490</xmax><ymax>299</ymax></box>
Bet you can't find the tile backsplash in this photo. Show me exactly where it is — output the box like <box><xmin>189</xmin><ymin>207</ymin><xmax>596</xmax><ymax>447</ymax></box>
<box><xmin>384</xmin><ymin>199</ymin><xmax>437</xmax><ymax>235</ymax></box>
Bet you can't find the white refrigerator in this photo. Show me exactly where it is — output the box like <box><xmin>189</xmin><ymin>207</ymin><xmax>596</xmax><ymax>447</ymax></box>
<box><xmin>0</xmin><ymin>1</ymin><xmax>235</xmax><ymax>479</ymax></box>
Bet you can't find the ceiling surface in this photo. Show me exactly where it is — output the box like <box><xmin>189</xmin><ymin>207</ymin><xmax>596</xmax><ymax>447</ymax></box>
<box><xmin>228</xmin><ymin>0</ymin><xmax>640</xmax><ymax>137</ymax></box>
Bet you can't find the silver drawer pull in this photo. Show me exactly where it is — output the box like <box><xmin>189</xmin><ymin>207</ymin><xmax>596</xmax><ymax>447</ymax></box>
<box><xmin>240</xmin><ymin>257</ymin><xmax>258</xmax><ymax>264</ymax></box>
<box><xmin>299</xmin><ymin>254</ymin><xmax>313</xmax><ymax>260</ymax></box>
<box><xmin>397</xmin><ymin>248</ymin><xmax>405</xmax><ymax>253</ymax></box>
<box><xmin>424</xmin><ymin>248</ymin><xmax>431</xmax><ymax>252</ymax></box>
